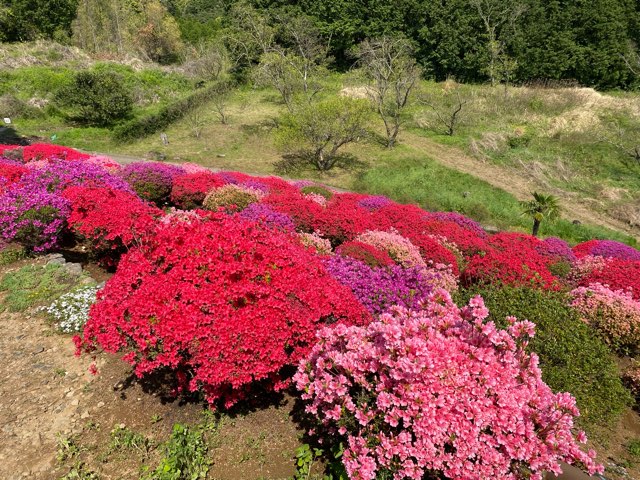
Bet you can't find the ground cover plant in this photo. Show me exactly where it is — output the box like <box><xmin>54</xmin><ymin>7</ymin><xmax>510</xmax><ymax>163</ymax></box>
<box><xmin>2</xmin><ymin>143</ymin><xmax>640</xmax><ymax>478</ymax></box>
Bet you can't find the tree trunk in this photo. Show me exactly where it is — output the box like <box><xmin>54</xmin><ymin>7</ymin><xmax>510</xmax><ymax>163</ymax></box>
<box><xmin>532</xmin><ymin>219</ymin><xmax>541</xmax><ymax>237</ymax></box>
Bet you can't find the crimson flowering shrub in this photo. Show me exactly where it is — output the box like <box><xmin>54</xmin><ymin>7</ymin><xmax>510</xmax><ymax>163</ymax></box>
<box><xmin>313</xmin><ymin>198</ymin><xmax>376</xmax><ymax>245</ymax></box>
<box><xmin>573</xmin><ymin>239</ymin><xmax>640</xmax><ymax>261</ymax></box>
<box><xmin>322</xmin><ymin>255</ymin><xmax>437</xmax><ymax>316</ymax></box>
<box><xmin>23</xmin><ymin>143</ymin><xmax>90</xmax><ymax>162</ymax></box>
<box><xmin>170</xmin><ymin>172</ymin><xmax>226</xmax><ymax>209</ymax></box>
<box><xmin>295</xmin><ymin>290</ymin><xmax>602</xmax><ymax>480</ymax></box>
<box><xmin>577</xmin><ymin>258</ymin><xmax>640</xmax><ymax>299</ymax></box>
<box><xmin>0</xmin><ymin>183</ymin><xmax>70</xmax><ymax>252</ymax></box>
<box><xmin>335</xmin><ymin>241</ymin><xmax>394</xmax><ymax>268</ymax></box>
<box><xmin>487</xmin><ymin>231</ymin><xmax>543</xmax><ymax>253</ymax></box>
<box><xmin>264</xmin><ymin>191</ymin><xmax>325</xmax><ymax>232</ymax></box>
<box><xmin>0</xmin><ymin>160</ymin><xmax>28</xmax><ymax>193</ymax></box>
<box><xmin>569</xmin><ymin>283</ymin><xmax>640</xmax><ymax>353</ymax></box>
<box><xmin>462</xmin><ymin>249</ymin><xmax>560</xmax><ymax>290</ymax></box>
<box><xmin>0</xmin><ymin>145</ymin><xmax>21</xmax><ymax>156</ymax></box>
<box><xmin>119</xmin><ymin>162</ymin><xmax>185</xmax><ymax>205</ymax></box>
<box><xmin>238</xmin><ymin>203</ymin><xmax>295</xmax><ymax>231</ymax></box>
<box><xmin>78</xmin><ymin>217</ymin><xmax>371</xmax><ymax>408</ymax></box>
<box><xmin>63</xmin><ymin>186</ymin><xmax>161</xmax><ymax>261</ymax></box>
<box><xmin>20</xmin><ymin>159</ymin><xmax>133</xmax><ymax>194</ymax></box>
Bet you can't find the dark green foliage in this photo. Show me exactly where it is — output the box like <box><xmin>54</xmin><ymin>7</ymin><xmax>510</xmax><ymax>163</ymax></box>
<box><xmin>260</xmin><ymin>0</ymin><xmax>639</xmax><ymax>88</ymax></box>
<box><xmin>300</xmin><ymin>185</ymin><xmax>334</xmax><ymax>200</ymax></box>
<box><xmin>55</xmin><ymin>70</ymin><xmax>133</xmax><ymax>127</ymax></box>
<box><xmin>112</xmin><ymin>82</ymin><xmax>224</xmax><ymax>142</ymax></box>
<box><xmin>457</xmin><ymin>285</ymin><xmax>632</xmax><ymax>431</ymax></box>
<box><xmin>0</xmin><ymin>0</ymin><xmax>78</xmax><ymax>42</ymax></box>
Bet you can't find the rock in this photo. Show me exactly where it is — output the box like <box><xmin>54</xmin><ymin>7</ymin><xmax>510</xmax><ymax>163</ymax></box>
<box><xmin>80</xmin><ymin>411</ymin><xmax>90</xmax><ymax>419</ymax></box>
<box><xmin>482</xmin><ymin>224</ymin><xmax>500</xmax><ymax>234</ymax></box>
<box><xmin>216</xmin><ymin>153</ymin><xmax>226</xmax><ymax>158</ymax></box>
<box><xmin>64</xmin><ymin>263</ymin><xmax>83</xmax><ymax>276</ymax></box>
<box><xmin>71</xmin><ymin>399</ymin><xmax>79</xmax><ymax>406</ymax></box>
<box><xmin>45</xmin><ymin>253</ymin><xmax>65</xmax><ymax>265</ymax></box>
<box><xmin>31</xmin><ymin>347</ymin><xmax>45</xmax><ymax>355</ymax></box>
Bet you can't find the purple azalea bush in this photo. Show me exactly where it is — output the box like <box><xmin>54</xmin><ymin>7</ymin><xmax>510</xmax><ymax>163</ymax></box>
<box><xmin>358</xmin><ymin>195</ymin><xmax>393</xmax><ymax>211</ymax></box>
<box><xmin>322</xmin><ymin>255</ymin><xmax>434</xmax><ymax>316</ymax></box>
<box><xmin>426</xmin><ymin>211</ymin><xmax>488</xmax><ymax>238</ymax></box>
<box><xmin>119</xmin><ymin>162</ymin><xmax>185</xmax><ymax>204</ymax></box>
<box><xmin>589</xmin><ymin>240</ymin><xmax>640</xmax><ymax>262</ymax></box>
<box><xmin>0</xmin><ymin>183</ymin><xmax>70</xmax><ymax>252</ymax></box>
<box><xmin>21</xmin><ymin>159</ymin><xmax>133</xmax><ymax>194</ymax></box>
<box><xmin>538</xmin><ymin>237</ymin><xmax>577</xmax><ymax>262</ymax></box>
<box><xmin>239</xmin><ymin>203</ymin><xmax>295</xmax><ymax>230</ymax></box>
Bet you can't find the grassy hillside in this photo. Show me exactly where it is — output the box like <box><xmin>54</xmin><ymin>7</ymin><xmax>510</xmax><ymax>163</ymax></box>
<box><xmin>3</xmin><ymin>60</ymin><xmax>639</xmax><ymax>245</ymax></box>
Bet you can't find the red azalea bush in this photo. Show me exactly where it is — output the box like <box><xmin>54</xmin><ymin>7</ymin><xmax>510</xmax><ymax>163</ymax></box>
<box><xmin>398</xmin><ymin>232</ymin><xmax>460</xmax><ymax>274</ymax></box>
<box><xmin>23</xmin><ymin>143</ymin><xmax>90</xmax><ymax>162</ymax></box>
<box><xmin>295</xmin><ymin>290</ymin><xmax>602</xmax><ymax>480</ymax></box>
<box><xmin>336</xmin><ymin>241</ymin><xmax>395</xmax><ymax>268</ymax></box>
<box><xmin>462</xmin><ymin>248</ymin><xmax>559</xmax><ymax>290</ymax></box>
<box><xmin>487</xmin><ymin>231</ymin><xmax>543</xmax><ymax>254</ymax></box>
<box><xmin>313</xmin><ymin>198</ymin><xmax>376</xmax><ymax>245</ymax></box>
<box><xmin>63</xmin><ymin>186</ymin><xmax>161</xmax><ymax>260</ymax></box>
<box><xmin>0</xmin><ymin>162</ymin><xmax>28</xmax><ymax>193</ymax></box>
<box><xmin>170</xmin><ymin>172</ymin><xmax>226</xmax><ymax>209</ymax></box>
<box><xmin>577</xmin><ymin>258</ymin><xmax>640</xmax><ymax>300</ymax></box>
<box><xmin>77</xmin><ymin>216</ymin><xmax>371</xmax><ymax>408</ymax></box>
<box><xmin>264</xmin><ymin>191</ymin><xmax>326</xmax><ymax>232</ymax></box>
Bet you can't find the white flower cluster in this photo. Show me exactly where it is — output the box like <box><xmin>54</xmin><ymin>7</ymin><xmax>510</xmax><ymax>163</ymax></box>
<box><xmin>46</xmin><ymin>285</ymin><xmax>100</xmax><ymax>333</ymax></box>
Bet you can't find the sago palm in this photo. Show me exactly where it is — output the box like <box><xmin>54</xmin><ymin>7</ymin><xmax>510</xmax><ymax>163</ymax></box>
<box><xmin>520</xmin><ymin>192</ymin><xmax>561</xmax><ymax>237</ymax></box>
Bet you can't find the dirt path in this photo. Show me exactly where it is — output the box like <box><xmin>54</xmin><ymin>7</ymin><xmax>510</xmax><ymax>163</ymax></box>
<box><xmin>0</xmin><ymin>296</ymin><xmax>96</xmax><ymax>479</ymax></box>
<box><xmin>401</xmin><ymin>132</ymin><xmax>640</xmax><ymax>242</ymax></box>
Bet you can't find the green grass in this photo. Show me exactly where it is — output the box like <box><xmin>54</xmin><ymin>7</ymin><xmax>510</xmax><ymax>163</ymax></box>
<box><xmin>0</xmin><ymin>263</ymin><xmax>83</xmax><ymax>312</ymax></box>
<box><xmin>352</xmin><ymin>154</ymin><xmax>636</xmax><ymax>245</ymax></box>
<box><xmin>6</xmin><ymin>69</ymin><xmax>640</xmax><ymax>246</ymax></box>
<box><xmin>0</xmin><ymin>245</ymin><xmax>27</xmax><ymax>266</ymax></box>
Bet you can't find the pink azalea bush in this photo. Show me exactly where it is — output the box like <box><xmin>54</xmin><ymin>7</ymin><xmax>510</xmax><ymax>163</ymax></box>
<box><xmin>355</xmin><ymin>230</ymin><xmax>426</xmax><ymax>268</ymax></box>
<box><xmin>295</xmin><ymin>290</ymin><xmax>602</xmax><ymax>480</ymax></box>
<box><xmin>569</xmin><ymin>283</ymin><xmax>640</xmax><ymax>353</ymax></box>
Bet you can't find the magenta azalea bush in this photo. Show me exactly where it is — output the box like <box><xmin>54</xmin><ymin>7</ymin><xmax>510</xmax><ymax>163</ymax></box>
<box><xmin>118</xmin><ymin>162</ymin><xmax>184</xmax><ymax>204</ymax></box>
<box><xmin>22</xmin><ymin>159</ymin><xmax>133</xmax><ymax>194</ymax></box>
<box><xmin>295</xmin><ymin>290</ymin><xmax>602</xmax><ymax>480</ymax></box>
<box><xmin>569</xmin><ymin>283</ymin><xmax>640</xmax><ymax>353</ymax></box>
<box><xmin>322</xmin><ymin>255</ymin><xmax>436</xmax><ymax>316</ymax></box>
<box><xmin>0</xmin><ymin>183</ymin><xmax>70</xmax><ymax>251</ymax></box>
<box><xmin>239</xmin><ymin>203</ymin><xmax>295</xmax><ymax>230</ymax></box>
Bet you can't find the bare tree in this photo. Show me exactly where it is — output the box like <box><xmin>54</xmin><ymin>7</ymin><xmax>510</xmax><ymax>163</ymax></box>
<box><xmin>226</xmin><ymin>2</ymin><xmax>275</xmax><ymax>64</ymax></box>
<box><xmin>353</xmin><ymin>36</ymin><xmax>421</xmax><ymax>148</ymax></box>
<box><xmin>186</xmin><ymin>108</ymin><xmax>206</xmax><ymax>138</ymax></box>
<box><xmin>598</xmin><ymin>121</ymin><xmax>640</xmax><ymax>168</ymax></box>
<box><xmin>621</xmin><ymin>42</ymin><xmax>640</xmax><ymax>77</ymax></box>
<box><xmin>212</xmin><ymin>93</ymin><xmax>230</xmax><ymax>125</ymax></box>
<box><xmin>470</xmin><ymin>0</ymin><xmax>525</xmax><ymax>86</ymax></box>
<box><xmin>420</xmin><ymin>90</ymin><xmax>470</xmax><ymax>136</ymax></box>
<box><xmin>184</xmin><ymin>40</ymin><xmax>230</xmax><ymax>80</ymax></box>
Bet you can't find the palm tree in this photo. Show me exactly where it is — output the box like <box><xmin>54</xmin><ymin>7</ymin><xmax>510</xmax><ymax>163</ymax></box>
<box><xmin>520</xmin><ymin>192</ymin><xmax>561</xmax><ymax>237</ymax></box>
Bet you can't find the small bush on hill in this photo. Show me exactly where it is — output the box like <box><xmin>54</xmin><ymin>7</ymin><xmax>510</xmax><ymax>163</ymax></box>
<box><xmin>457</xmin><ymin>285</ymin><xmax>631</xmax><ymax>431</ymax></box>
<box><xmin>55</xmin><ymin>70</ymin><xmax>133</xmax><ymax>126</ymax></box>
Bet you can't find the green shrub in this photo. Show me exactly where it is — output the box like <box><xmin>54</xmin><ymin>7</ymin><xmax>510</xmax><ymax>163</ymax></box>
<box><xmin>112</xmin><ymin>82</ymin><xmax>227</xmax><ymax>142</ymax></box>
<box><xmin>0</xmin><ymin>263</ymin><xmax>79</xmax><ymax>312</ymax></box>
<box><xmin>55</xmin><ymin>70</ymin><xmax>133</xmax><ymax>126</ymax></box>
<box><xmin>456</xmin><ymin>285</ymin><xmax>631</xmax><ymax>432</ymax></box>
<box><xmin>300</xmin><ymin>185</ymin><xmax>334</xmax><ymax>200</ymax></box>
